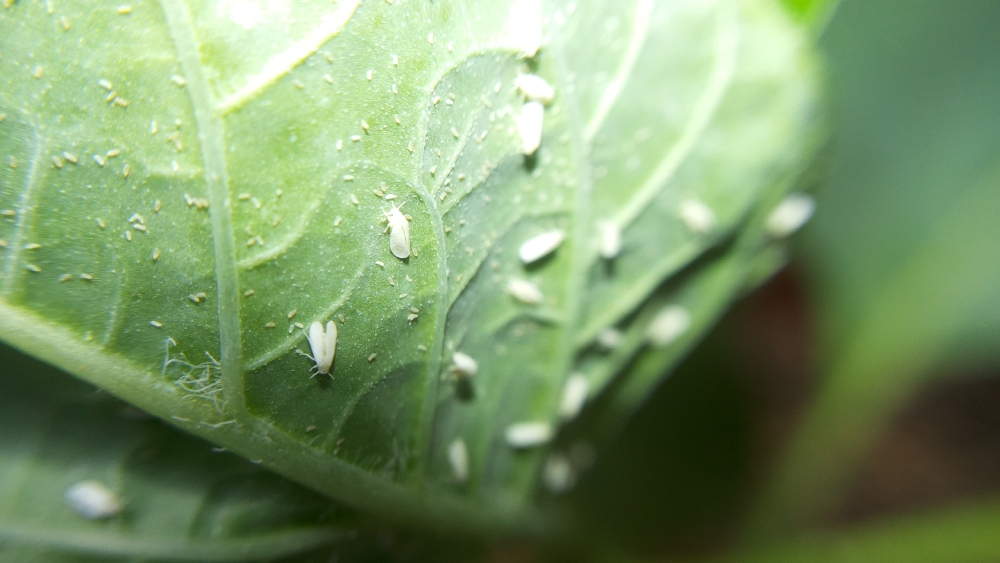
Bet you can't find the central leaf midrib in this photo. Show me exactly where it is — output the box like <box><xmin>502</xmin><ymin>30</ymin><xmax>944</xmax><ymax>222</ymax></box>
<box><xmin>158</xmin><ymin>0</ymin><xmax>244</xmax><ymax>412</ymax></box>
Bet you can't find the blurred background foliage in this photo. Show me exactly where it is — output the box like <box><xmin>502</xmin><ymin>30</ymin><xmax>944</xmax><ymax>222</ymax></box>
<box><xmin>565</xmin><ymin>0</ymin><xmax>1000</xmax><ymax>559</ymax></box>
<box><xmin>3</xmin><ymin>0</ymin><xmax>1000</xmax><ymax>561</ymax></box>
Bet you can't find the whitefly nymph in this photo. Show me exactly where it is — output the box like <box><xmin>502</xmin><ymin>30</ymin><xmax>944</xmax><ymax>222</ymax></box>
<box><xmin>305</xmin><ymin>320</ymin><xmax>337</xmax><ymax>376</ymax></box>
<box><xmin>383</xmin><ymin>202</ymin><xmax>410</xmax><ymax>259</ymax></box>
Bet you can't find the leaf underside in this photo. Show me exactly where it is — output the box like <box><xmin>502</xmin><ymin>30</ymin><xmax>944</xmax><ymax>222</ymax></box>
<box><xmin>0</xmin><ymin>0</ymin><xmax>820</xmax><ymax>532</ymax></box>
<box><xmin>0</xmin><ymin>345</ymin><xmax>351</xmax><ymax>561</ymax></box>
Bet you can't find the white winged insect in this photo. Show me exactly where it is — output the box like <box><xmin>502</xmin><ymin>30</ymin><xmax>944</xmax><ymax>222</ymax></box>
<box><xmin>64</xmin><ymin>480</ymin><xmax>122</xmax><ymax>520</ymax></box>
<box><xmin>679</xmin><ymin>199</ymin><xmax>717</xmax><ymax>234</ymax></box>
<box><xmin>515</xmin><ymin>73</ymin><xmax>554</xmax><ymax>105</ymax></box>
<box><xmin>505</xmin><ymin>422</ymin><xmax>553</xmax><ymax>448</ymax></box>
<box><xmin>450</xmin><ymin>352</ymin><xmax>478</xmax><ymax>378</ymax></box>
<box><xmin>518</xmin><ymin>229</ymin><xmax>564</xmax><ymax>264</ymax></box>
<box><xmin>765</xmin><ymin>193</ymin><xmax>816</xmax><ymax>237</ymax></box>
<box><xmin>303</xmin><ymin>320</ymin><xmax>337</xmax><ymax>377</ymax></box>
<box><xmin>382</xmin><ymin>202</ymin><xmax>410</xmax><ymax>259</ymax></box>
<box><xmin>646</xmin><ymin>305</ymin><xmax>690</xmax><ymax>348</ymax></box>
<box><xmin>515</xmin><ymin>101</ymin><xmax>545</xmax><ymax>155</ymax></box>
<box><xmin>558</xmin><ymin>374</ymin><xmax>589</xmax><ymax>421</ymax></box>
<box><xmin>507</xmin><ymin>278</ymin><xmax>544</xmax><ymax>305</ymax></box>
<box><xmin>598</xmin><ymin>221</ymin><xmax>621</xmax><ymax>259</ymax></box>
<box><xmin>447</xmin><ymin>438</ymin><xmax>470</xmax><ymax>484</ymax></box>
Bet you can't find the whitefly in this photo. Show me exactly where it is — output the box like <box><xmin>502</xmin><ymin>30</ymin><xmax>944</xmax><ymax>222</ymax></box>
<box><xmin>518</xmin><ymin>230</ymin><xmax>564</xmax><ymax>264</ymax></box>
<box><xmin>305</xmin><ymin>320</ymin><xmax>337</xmax><ymax>376</ymax></box>
<box><xmin>383</xmin><ymin>203</ymin><xmax>410</xmax><ymax>259</ymax></box>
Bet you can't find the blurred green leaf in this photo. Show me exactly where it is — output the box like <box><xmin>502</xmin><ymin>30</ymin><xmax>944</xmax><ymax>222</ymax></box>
<box><xmin>779</xmin><ymin>0</ymin><xmax>840</xmax><ymax>33</ymax></box>
<box><xmin>720</xmin><ymin>496</ymin><xmax>1000</xmax><ymax>563</ymax></box>
<box><xmin>750</xmin><ymin>0</ymin><xmax>1000</xmax><ymax>535</ymax></box>
<box><xmin>0</xmin><ymin>0</ymin><xmax>821</xmax><ymax>533</ymax></box>
<box><xmin>0</xmin><ymin>343</ymin><xmax>353</xmax><ymax>562</ymax></box>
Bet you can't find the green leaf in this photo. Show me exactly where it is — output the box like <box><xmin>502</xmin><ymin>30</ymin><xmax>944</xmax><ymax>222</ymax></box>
<box><xmin>0</xmin><ymin>343</ymin><xmax>352</xmax><ymax>561</ymax></box>
<box><xmin>749</xmin><ymin>0</ymin><xmax>1000</xmax><ymax>535</ymax></box>
<box><xmin>0</xmin><ymin>0</ymin><xmax>821</xmax><ymax>531</ymax></box>
<box><xmin>718</xmin><ymin>496</ymin><xmax>1000</xmax><ymax>563</ymax></box>
<box><xmin>778</xmin><ymin>0</ymin><xmax>840</xmax><ymax>33</ymax></box>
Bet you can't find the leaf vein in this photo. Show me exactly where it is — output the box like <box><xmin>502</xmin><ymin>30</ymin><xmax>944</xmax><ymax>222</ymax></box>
<box><xmin>215</xmin><ymin>0</ymin><xmax>361</xmax><ymax>115</ymax></box>
<box><xmin>0</xmin><ymin>126</ymin><xmax>43</xmax><ymax>296</ymax></box>
<box><xmin>613</xmin><ymin>4</ymin><xmax>739</xmax><ymax>230</ymax></box>
<box><xmin>582</xmin><ymin>0</ymin><xmax>654</xmax><ymax>142</ymax></box>
<box><xmin>159</xmin><ymin>0</ymin><xmax>244</xmax><ymax>412</ymax></box>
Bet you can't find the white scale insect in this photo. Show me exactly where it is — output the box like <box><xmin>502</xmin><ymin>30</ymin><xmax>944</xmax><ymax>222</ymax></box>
<box><xmin>304</xmin><ymin>320</ymin><xmax>337</xmax><ymax>376</ymax></box>
<box><xmin>382</xmin><ymin>203</ymin><xmax>411</xmax><ymax>259</ymax></box>
<box><xmin>65</xmin><ymin>480</ymin><xmax>121</xmax><ymax>520</ymax></box>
